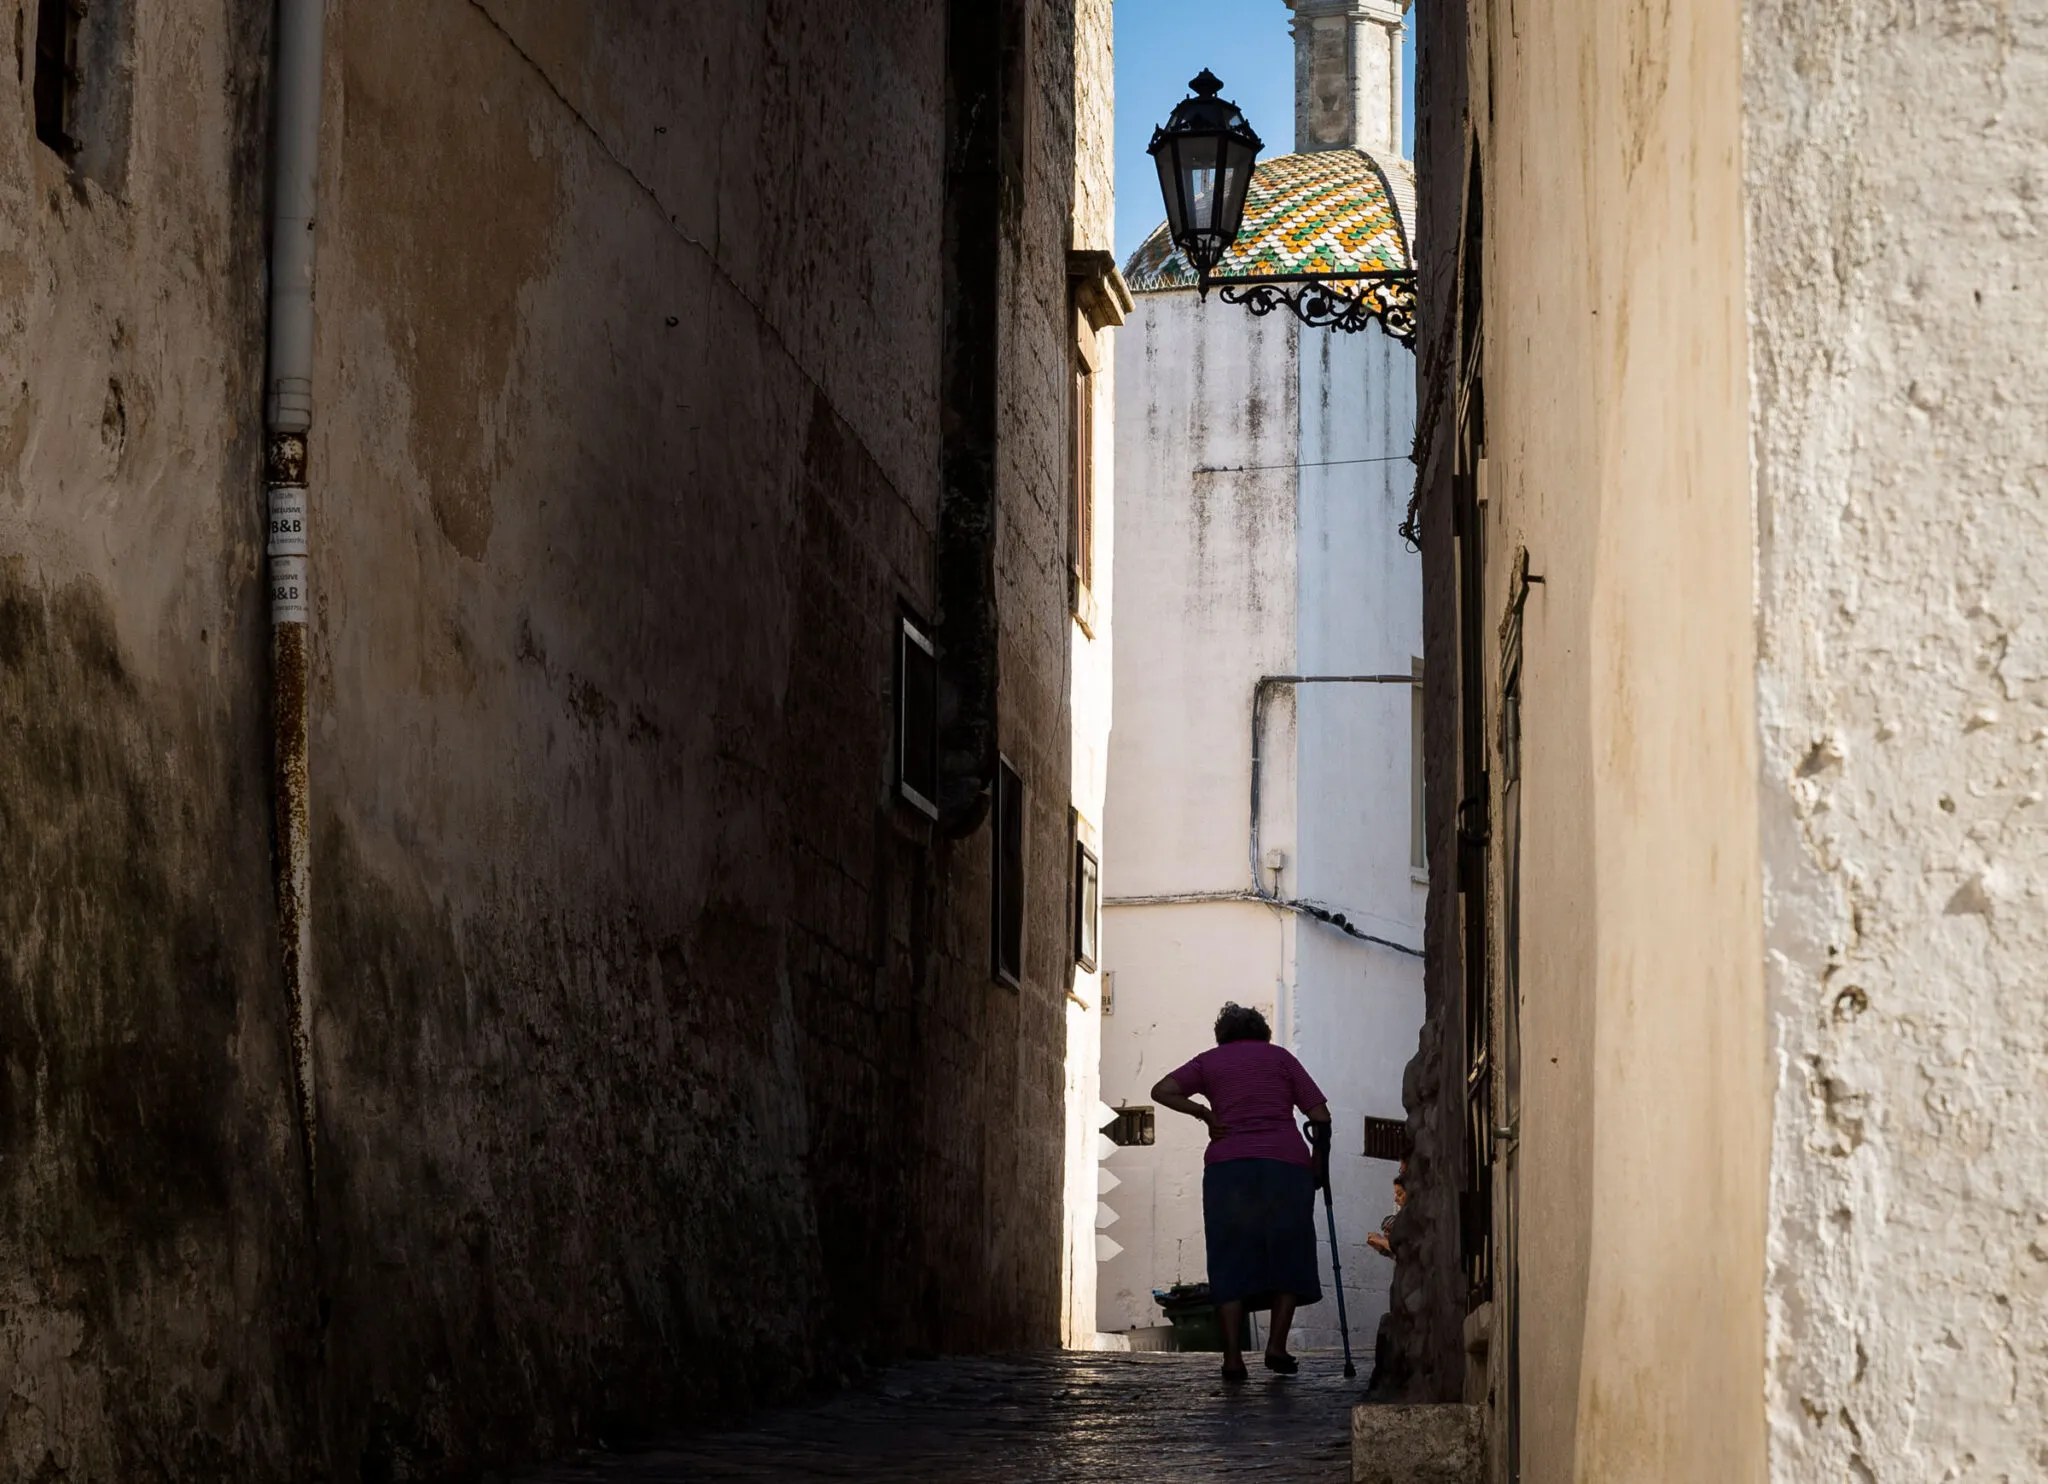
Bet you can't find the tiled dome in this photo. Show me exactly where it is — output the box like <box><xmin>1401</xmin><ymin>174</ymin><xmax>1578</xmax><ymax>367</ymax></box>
<box><xmin>1124</xmin><ymin>149</ymin><xmax>1412</xmax><ymax>294</ymax></box>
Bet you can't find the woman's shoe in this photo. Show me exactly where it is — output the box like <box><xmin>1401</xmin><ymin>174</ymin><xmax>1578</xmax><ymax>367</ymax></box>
<box><xmin>1262</xmin><ymin>1350</ymin><xmax>1299</xmax><ymax>1375</ymax></box>
<box><xmin>1221</xmin><ymin>1360</ymin><xmax>1250</xmax><ymax>1382</ymax></box>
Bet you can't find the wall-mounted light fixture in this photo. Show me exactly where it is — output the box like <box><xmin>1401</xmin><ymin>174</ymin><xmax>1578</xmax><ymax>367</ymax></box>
<box><xmin>1149</xmin><ymin>70</ymin><xmax>1417</xmax><ymax>345</ymax></box>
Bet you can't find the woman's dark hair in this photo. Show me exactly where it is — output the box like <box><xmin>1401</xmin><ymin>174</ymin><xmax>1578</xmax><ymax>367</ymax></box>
<box><xmin>1213</xmin><ymin>1002</ymin><xmax>1272</xmax><ymax>1045</ymax></box>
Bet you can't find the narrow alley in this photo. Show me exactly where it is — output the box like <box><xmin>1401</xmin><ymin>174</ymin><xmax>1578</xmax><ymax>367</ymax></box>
<box><xmin>516</xmin><ymin>1354</ymin><xmax>1356</xmax><ymax>1484</ymax></box>
<box><xmin>7</xmin><ymin>0</ymin><xmax>2048</xmax><ymax>1478</ymax></box>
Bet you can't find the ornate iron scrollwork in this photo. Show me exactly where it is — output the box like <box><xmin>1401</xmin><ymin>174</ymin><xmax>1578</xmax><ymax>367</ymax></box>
<box><xmin>1212</xmin><ymin>273</ymin><xmax>1418</xmax><ymax>349</ymax></box>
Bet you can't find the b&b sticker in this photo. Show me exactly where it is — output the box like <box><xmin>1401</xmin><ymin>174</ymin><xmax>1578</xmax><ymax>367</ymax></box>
<box><xmin>271</xmin><ymin>554</ymin><xmax>309</xmax><ymax>625</ymax></box>
<box><xmin>267</xmin><ymin>486</ymin><xmax>309</xmax><ymax>558</ymax></box>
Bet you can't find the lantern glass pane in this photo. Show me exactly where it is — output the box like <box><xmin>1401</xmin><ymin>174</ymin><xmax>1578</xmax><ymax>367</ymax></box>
<box><xmin>1217</xmin><ymin>134</ymin><xmax>1259</xmax><ymax>241</ymax></box>
<box><xmin>1153</xmin><ymin>142</ymin><xmax>1186</xmax><ymax>244</ymax></box>
<box><xmin>1179</xmin><ymin>133</ymin><xmax>1224</xmax><ymax>237</ymax></box>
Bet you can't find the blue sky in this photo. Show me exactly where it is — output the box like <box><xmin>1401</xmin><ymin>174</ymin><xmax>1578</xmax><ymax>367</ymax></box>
<box><xmin>1112</xmin><ymin>0</ymin><xmax>1417</xmax><ymax>262</ymax></box>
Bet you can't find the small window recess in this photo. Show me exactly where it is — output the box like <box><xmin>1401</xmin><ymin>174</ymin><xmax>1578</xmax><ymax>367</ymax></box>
<box><xmin>991</xmin><ymin>756</ymin><xmax>1025</xmax><ymax>987</ymax></box>
<box><xmin>1103</xmin><ymin>1105</ymin><xmax>1154</xmax><ymax>1148</ymax></box>
<box><xmin>1069</xmin><ymin>313</ymin><xmax>1100</xmax><ymax>636</ymax></box>
<box><xmin>1072</xmin><ymin>836</ymin><xmax>1100</xmax><ymax>972</ymax></box>
<box><xmin>30</xmin><ymin>0</ymin><xmax>133</xmax><ymax>187</ymax></box>
<box><xmin>33</xmin><ymin>0</ymin><xmax>78</xmax><ymax>158</ymax></box>
<box><xmin>896</xmin><ymin>613</ymin><xmax>939</xmax><ymax>819</ymax></box>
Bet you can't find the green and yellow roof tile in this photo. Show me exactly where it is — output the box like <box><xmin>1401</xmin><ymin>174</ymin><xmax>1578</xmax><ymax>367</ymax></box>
<box><xmin>1123</xmin><ymin>149</ymin><xmax>1412</xmax><ymax>293</ymax></box>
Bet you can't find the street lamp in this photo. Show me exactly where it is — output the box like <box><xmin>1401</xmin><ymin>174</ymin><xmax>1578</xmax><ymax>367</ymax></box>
<box><xmin>1148</xmin><ymin>69</ymin><xmax>1263</xmax><ymax>278</ymax></box>
<box><xmin>1149</xmin><ymin>72</ymin><xmax>1417</xmax><ymax>346</ymax></box>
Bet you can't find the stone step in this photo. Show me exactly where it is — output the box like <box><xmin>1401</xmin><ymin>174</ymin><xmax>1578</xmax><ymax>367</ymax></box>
<box><xmin>1352</xmin><ymin>1403</ymin><xmax>1483</xmax><ymax>1484</ymax></box>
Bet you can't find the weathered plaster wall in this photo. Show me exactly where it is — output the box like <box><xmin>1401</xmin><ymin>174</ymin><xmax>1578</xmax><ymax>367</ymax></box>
<box><xmin>1100</xmin><ymin>277</ymin><xmax>1422</xmax><ymax>1348</ymax></box>
<box><xmin>1746</xmin><ymin>4</ymin><xmax>2048</xmax><ymax>1477</ymax></box>
<box><xmin>0</xmin><ymin>1</ymin><xmax>314</xmax><ymax>1475</ymax></box>
<box><xmin>1291</xmin><ymin>318</ymin><xmax>1422</xmax><ymax>1352</ymax></box>
<box><xmin>1100</xmin><ymin>288</ymin><xmax>1301</xmax><ymax>1333</ymax></box>
<box><xmin>1</xmin><ymin>0</ymin><xmax>1107</xmax><ymax>1476</ymax></box>
<box><xmin>1407</xmin><ymin>1</ymin><xmax>1767</xmax><ymax>1477</ymax></box>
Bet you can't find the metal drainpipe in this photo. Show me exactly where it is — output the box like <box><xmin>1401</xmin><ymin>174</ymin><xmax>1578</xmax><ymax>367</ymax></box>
<box><xmin>264</xmin><ymin>0</ymin><xmax>328</xmax><ymax>1195</ymax></box>
<box><xmin>933</xmin><ymin>0</ymin><xmax>1006</xmax><ymax>838</ymax></box>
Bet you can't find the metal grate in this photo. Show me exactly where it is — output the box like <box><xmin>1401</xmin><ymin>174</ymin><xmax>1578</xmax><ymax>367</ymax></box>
<box><xmin>1103</xmin><ymin>1106</ymin><xmax>1155</xmax><ymax>1147</ymax></box>
<box><xmin>1362</xmin><ymin>1115</ymin><xmax>1409</xmax><ymax>1162</ymax></box>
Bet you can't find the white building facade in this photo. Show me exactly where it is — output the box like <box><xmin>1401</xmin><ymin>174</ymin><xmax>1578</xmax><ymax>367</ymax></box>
<box><xmin>1097</xmin><ymin>0</ymin><xmax>1422</xmax><ymax>1354</ymax></box>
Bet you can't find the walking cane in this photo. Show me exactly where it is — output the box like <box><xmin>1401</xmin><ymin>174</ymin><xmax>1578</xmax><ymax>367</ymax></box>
<box><xmin>1309</xmin><ymin>1119</ymin><xmax>1357</xmax><ymax>1379</ymax></box>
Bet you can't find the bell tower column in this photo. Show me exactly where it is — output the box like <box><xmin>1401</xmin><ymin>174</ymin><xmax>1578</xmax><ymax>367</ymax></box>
<box><xmin>1287</xmin><ymin>0</ymin><xmax>1408</xmax><ymax>159</ymax></box>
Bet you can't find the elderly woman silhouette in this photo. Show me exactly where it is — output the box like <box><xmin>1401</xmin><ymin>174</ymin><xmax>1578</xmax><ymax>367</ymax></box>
<box><xmin>1151</xmin><ymin>1002</ymin><xmax>1332</xmax><ymax>1381</ymax></box>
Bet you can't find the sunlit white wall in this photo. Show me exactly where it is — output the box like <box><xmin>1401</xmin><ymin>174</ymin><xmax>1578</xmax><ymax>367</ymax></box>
<box><xmin>1098</xmin><ymin>282</ymin><xmax>1420</xmax><ymax>1353</ymax></box>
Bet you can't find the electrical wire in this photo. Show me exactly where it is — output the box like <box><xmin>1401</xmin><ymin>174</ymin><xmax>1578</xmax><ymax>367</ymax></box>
<box><xmin>1193</xmin><ymin>453</ymin><xmax>1414</xmax><ymax>475</ymax></box>
<box><xmin>1104</xmin><ymin>888</ymin><xmax>1423</xmax><ymax>959</ymax></box>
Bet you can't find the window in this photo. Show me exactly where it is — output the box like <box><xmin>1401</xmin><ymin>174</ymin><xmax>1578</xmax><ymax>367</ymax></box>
<box><xmin>1069</xmin><ymin>353</ymin><xmax>1096</xmax><ymax>603</ymax></box>
<box><xmin>991</xmin><ymin>756</ymin><xmax>1025</xmax><ymax>986</ymax></box>
<box><xmin>896</xmin><ymin>615</ymin><xmax>938</xmax><ymax>818</ymax></box>
<box><xmin>29</xmin><ymin>0</ymin><xmax>132</xmax><ymax>185</ymax></box>
<box><xmin>1072</xmin><ymin>837</ymin><xmax>1099</xmax><ymax>972</ymax></box>
<box><xmin>1411</xmin><ymin>658</ymin><xmax>1426</xmax><ymax>872</ymax></box>
<box><xmin>1102</xmin><ymin>1105</ymin><xmax>1154</xmax><ymax>1147</ymax></box>
<box><xmin>33</xmin><ymin>0</ymin><xmax>77</xmax><ymax>157</ymax></box>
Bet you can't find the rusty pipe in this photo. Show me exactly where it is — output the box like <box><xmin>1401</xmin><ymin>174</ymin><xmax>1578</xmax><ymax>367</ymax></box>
<box><xmin>264</xmin><ymin>0</ymin><xmax>327</xmax><ymax>1195</ymax></box>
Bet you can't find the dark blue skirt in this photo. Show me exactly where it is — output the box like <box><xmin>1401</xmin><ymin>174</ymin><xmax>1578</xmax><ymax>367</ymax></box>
<box><xmin>1202</xmin><ymin>1158</ymin><xmax>1323</xmax><ymax>1307</ymax></box>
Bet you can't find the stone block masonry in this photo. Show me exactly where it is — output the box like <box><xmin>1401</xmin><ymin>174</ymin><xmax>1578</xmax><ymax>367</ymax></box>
<box><xmin>1351</xmin><ymin>1404</ymin><xmax>1480</xmax><ymax>1484</ymax></box>
<box><xmin>0</xmin><ymin>0</ymin><xmax>1110</xmax><ymax>1477</ymax></box>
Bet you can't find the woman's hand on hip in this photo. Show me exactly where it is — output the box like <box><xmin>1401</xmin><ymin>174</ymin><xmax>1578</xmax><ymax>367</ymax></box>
<box><xmin>1152</xmin><ymin>1075</ymin><xmax>1227</xmax><ymax>1137</ymax></box>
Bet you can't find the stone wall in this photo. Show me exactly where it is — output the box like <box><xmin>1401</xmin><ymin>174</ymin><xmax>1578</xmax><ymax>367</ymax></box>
<box><xmin>0</xmin><ymin>2</ymin><xmax>307</xmax><ymax>1474</ymax></box>
<box><xmin>1398</xmin><ymin>1</ymin><xmax>2048</xmax><ymax>1478</ymax></box>
<box><xmin>1379</xmin><ymin>0</ymin><xmax>1473</xmax><ymax>1408</ymax></box>
<box><xmin>0</xmin><ymin>0</ymin><xmax>1105</xmax><ymax>1476</ymax></box>
<box><xmin>1746</xmin><ymin>3</ymin><xmax>2048</xmax><ymax>1477</ymax></box>
<box><xmin>1398</xmin><ymin>5</ymin><xmax>1768</xmax><ymax>1481</ymax></box>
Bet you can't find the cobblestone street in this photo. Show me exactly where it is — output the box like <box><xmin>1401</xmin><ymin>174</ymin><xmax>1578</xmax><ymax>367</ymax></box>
<box><xmin>517</xmin><ymin>1352</ymin><xmax>1358</xmax><ymax>1483</ymax></box>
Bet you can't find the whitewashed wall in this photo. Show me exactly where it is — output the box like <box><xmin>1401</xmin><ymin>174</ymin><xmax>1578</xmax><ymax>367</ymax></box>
<box><xmin>1061</xmin><ymin>320</ymin><xmax>1116</xmax><ymax>1347</ymax></box>
<box><xmin>1099</xmin><ymin>283</ymin><xmax>1421</xmax><ymax>1354</ymax></box>
<box><xmin>1290</xmin><ymin>319</ymin><xmax>1423</xmax><ymax>1349</ymax></box>
<box><xmin>1098</xmin><ymin>288</ymin><xmax>1299</xmax><ymax>1334</ymax></box>
<box><xmin>1747</xmin><ymin>2</ymin><xmax>2048</xmax><ymax>1475</ymax></box>
<box><xmin>1058</xmin><ymin>0</ymin><xmax>1119</xmax><ymax>1351</ymax></box>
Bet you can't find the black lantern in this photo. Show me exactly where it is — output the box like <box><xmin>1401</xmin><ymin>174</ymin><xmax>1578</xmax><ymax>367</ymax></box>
<box><xmin>1148</xmin><ymin>69</ymin><xmax>1262</xmax><ymax>279</ymax></box>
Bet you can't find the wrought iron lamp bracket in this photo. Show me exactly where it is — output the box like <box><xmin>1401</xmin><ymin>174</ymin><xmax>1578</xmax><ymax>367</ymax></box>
<box><xmin>1199</xmin><ymin>269</ymin><xmax>1418</xmax><ymax>349</ymax></box>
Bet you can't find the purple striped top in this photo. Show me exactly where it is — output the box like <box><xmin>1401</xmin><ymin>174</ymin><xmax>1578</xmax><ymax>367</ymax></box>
<box><xmin>1168</xmin><ymin>1041</ymin><xmax>1329</xmax><ymax>1167</ymax></box>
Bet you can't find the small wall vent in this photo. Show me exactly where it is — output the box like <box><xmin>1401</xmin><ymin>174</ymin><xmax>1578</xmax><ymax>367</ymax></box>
<box><xmin>1103</xmin><ymin>1105</ymin><xmax>1155</xmax><ymax>1147</ymax></box>
<box><xmin>1363</xmin><ymin>1115</ymin><xmax>1410</xmax><ymax>1161</ymax></box>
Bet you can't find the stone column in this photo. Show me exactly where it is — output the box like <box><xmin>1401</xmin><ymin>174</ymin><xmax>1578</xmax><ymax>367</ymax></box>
<box><xmin>1287</xmin><ymin>0</ymin><xmax>1408</xmax><ymax>158</ymax></box>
